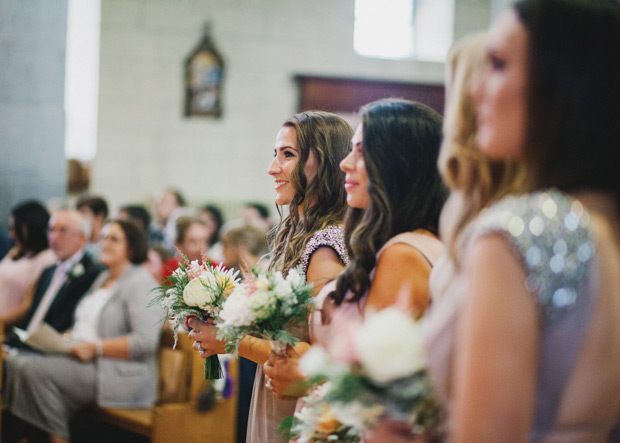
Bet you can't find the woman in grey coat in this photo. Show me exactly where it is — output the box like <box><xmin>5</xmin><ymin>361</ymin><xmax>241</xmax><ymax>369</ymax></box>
<box><xmin>3</xmin><ymin>220</ymin><xmax>165</xmax><ymax>443</ymax></box>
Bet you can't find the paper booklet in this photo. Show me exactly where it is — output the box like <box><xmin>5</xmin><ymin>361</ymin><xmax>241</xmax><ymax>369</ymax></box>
<box><xmin>13</xmin><ymin>322</ymin><xmax>72</xmax><ymax>354</ymax></box>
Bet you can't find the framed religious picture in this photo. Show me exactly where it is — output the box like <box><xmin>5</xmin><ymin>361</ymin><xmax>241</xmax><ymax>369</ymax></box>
<box><xmin>184</xmin><ymin>23</ymin><xmax>224</xmax><ymax>118</ymax></box>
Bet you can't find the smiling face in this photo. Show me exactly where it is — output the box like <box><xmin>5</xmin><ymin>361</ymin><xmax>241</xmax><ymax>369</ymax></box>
<box><xmin>267</xmin><ymin>126</ymin><xmax>318</xmax><ymax>207</ymax></box>
<box><xmin>473</xmin><ymin>10</ymin><xmax>529</xmax><ymax>161</ymax></box>
<box><xmin>99</xmin><ymin>222</ymin><xmax>130</xmax><ymax>268</ymax></box>
<box><xmin>339</xmin><ymin>123</ymin><xmax>370</xmax><ymax>209</ymax></box>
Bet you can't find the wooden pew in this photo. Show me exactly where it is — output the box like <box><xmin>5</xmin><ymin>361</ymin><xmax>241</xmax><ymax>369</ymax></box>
<box><xmin>83</xmin><ymin>328</ymin><xmax>238</xmax><ymax>443</ymax></box>
<box><xmin>1</xmin><ymin>319</ymin><xmax>4</xmax><ymax>438</ymax></box>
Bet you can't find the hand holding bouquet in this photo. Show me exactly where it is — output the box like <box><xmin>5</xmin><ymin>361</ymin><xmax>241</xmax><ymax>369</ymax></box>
<box><xmin>292</xmin><ymin>307</ymin><xmax>441</xmax><ymax>439</ymax></box>
<box><xmin>216</xmin><ymin>267</ymin><xmax>314</xmax><ymax>356</ymax></box>
<box><xmin>151</xmin><ymin>257</ymin><xmax>240</xmax><ymax>379</ymax></box>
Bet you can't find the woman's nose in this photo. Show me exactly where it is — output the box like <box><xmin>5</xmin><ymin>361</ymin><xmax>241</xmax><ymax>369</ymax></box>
<box><xmin>340</xmin><ymin>151</ymin><xmax>353</xmax><ymax>172</ymax></box>
<box><xmin>267</xmin><ymin>156</ymin><xmax>280</xmax><ymax>176</ymax></box>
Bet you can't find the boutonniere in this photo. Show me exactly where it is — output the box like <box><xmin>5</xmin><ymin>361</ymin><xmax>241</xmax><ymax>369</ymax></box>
<box><xmin>68</xmin><ymin>262</ymin><xmax>85</xmax><ymax>279</ymax></box>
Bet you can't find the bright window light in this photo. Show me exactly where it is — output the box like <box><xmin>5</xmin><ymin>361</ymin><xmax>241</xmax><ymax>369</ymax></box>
<box><xmin>64</xmin><ymin>0</ymin><xmax>101</xmax><ymax>162</ymax></box>
<box><xmin>354</xmin><ymin>0</ymin><xmax>454</xmax><ymax>62</ymax></box>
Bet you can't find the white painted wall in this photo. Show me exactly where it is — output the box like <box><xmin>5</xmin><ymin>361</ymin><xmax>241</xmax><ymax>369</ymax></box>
<box><xmin>92</xmin><ymin>0</ymin><xmax>491</xmax><ymax>219</ymax></box>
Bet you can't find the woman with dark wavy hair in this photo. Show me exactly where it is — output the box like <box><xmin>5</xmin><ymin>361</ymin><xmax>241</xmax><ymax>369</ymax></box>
<box><xmin>0</xmin><ymin>201</ymin><xmax>55</xmax><ymax>319</ymax></box>
<box><xmin>327</xmin><ymin>99</ymin><xmax>447</xmax><ymax>316</ymax></box>
<box><xmin>189</xmin><ymin>111</ymin><xmax>352</xmax><ymax>443</ymax></box>
<box><xmin>263</xmin><ymin>100</ymin><xmax>447</xmax><ymax>438</ymax></box>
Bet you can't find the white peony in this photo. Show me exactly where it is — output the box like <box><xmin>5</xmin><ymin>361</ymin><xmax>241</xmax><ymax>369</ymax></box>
<box><xmin>182</xmin><ymin>276</ymin><xmax>215</xmax><ymax>308</ymax></box>
<box><xmin>299</xmin><ymin>346</ymin><xmax>348</xmax><ymax>379</ymax></box>
<box><xmin>248</xmin><ymin>289</ymin><xmax>277</xmax><ymax>320</ymax></box>
<box><xmin>219</xmin><ymin>286</ymin><xmax>255</xmax><ymax>326</ymax></box>
<box><xmin>354</xmin><ymin>308</ymin><xmax>426</xmax><ymax>383</ymax></box>
<box><xmin>286</xmin><ymin>268</ymin><xmax>304</xmax><ymax>287</ymax></box>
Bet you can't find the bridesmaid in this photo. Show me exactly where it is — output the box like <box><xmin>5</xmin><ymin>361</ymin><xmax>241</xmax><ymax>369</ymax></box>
<box><xmin>188</xmin><ymin>111</ymin><xmax>352</xmax><ymax>443</ymax></box>
<box><xmin>423</xmin><ymin>31</ymin><xmax>525</xmax><ymax>439</ymax></box>
<box><xmin>264</xmin><ymin>99</ymin><xmax>447</xmax><ymax>440</ymax></box>
<box><xmin>426</xmin><ymin>0</ymin><xmax>620</xmax><ymax>441</ymax></box>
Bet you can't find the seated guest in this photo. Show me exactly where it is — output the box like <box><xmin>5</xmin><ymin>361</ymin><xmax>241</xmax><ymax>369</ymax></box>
<box><xmin>220</xmin><ymin>225</ymin><xmax>268</xmax><ymax>443</ymax></box>
<box><xmin>3</xmin><ymin>210</ymin><xmax>102</xmax><ymax>346</ymax></box>
<box><xmin>162</xmin><ymin>216</ymin><xmax>218</xmax><ymax>279</ymax></box>
<box><xmin>143</xmin><ymin>246</ymin><xmax>170</xmax><ymax>281</ymax></box>
<box><xmin>76</xmin><ymin>195</ymin><xmax>109</xmax><ymax>260</ymax></box>
<box><xmin>3</xmin><ymin>219</ymin><xmax>164</xmax><ymax>443</ymax></box>
<box><xmin>154</xmin><ymin>188</ymin><xmax>193</xmax><ymax>252</ymax></box>
<box><xmin>198</xmin><ymin>204</ymin><xmax>225</xmax><ymax>262</ymax></box>
<box><xmin>221</xmin><ymin>225</ymin><xmax>269</xmax><ymax>272</ymax></box>
<box><xmin>118</xmin><ymin>203</ymin><xmax>164</xmax><ymax>247</ymax></box>
<box><xmin>0</xmin><ymin>201</ymin><xmax>55</xmax><ymax>320</ymax></box>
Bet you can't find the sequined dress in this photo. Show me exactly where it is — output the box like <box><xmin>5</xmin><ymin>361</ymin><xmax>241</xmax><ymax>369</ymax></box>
<box><xmin>424</xmin><ymin>190</ymin><xmax>605</xmax><ymax>441</ymax></box>
<box><xmin>246</xmin><ymin>225</ymin><xmax>349</xmax><ymax>443</ymax></box>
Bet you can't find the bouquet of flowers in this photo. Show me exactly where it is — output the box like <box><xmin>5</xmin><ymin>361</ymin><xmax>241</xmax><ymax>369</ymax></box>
<box><xmin>152</xmin><ymin>256</ymin><xmax>240</xmax><ymax>379</ymax></box>
<box><xmin>282</xmin><ymin>382</ymin><xmax>362</xmax><ymax>443</ymax></box>
<box><xmin>292</xmin><ymin>307</ymin><xmax>442</xmax><ymax>438</ymax></box>
<box><xmin>216</xmin><ymin>267</ymin><xmax>314</xmax><ymax>355</ymax></box>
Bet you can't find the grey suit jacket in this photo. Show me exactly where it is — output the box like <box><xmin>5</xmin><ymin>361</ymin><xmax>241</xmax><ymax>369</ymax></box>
<box><xmin>87</xmin><ymin>265</ymin><xmax>164</xmax><ymax>407</ymax></box>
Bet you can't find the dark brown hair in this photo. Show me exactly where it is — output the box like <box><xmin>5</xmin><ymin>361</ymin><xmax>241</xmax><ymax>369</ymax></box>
<box><xmin>330</xmin><ymin>99</ymin><xmax>447</xmax><ymax>305</ymax></box>
<box><xmin>10</xmin><ymin>200</ymin><xmax>50</xmax><ymax>259</ymax></box>
<box><xmin>514</xmin><ymin>0</ymin><xmax>620</xmax><ymax>212</ymax></box>
<box><xmin>110</xmin><ymin>219</ymin><xmax>148</xmax><ymax>264</ymax></box>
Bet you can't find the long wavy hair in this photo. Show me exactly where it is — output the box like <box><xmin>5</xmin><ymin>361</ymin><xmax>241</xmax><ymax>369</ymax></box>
<box><xmin>269</xmin><ymin>111</ymin><xmax>352</xmax><ymax>274</ymax></box>
<box><xmin>330</xmin><ymin>99</ymin><xmax>448</xmax><ymax>305</ymax></box>
<box><xmin>438</xmin><ymin>33</ymin><xmax>525</xmax><ymax>266</ymax></box>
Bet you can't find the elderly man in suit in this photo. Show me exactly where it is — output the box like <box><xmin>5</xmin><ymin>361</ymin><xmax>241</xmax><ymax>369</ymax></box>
<box><xmin>4</xmin><ymin>210</ymin><xmax>102</xmax><ymax>349</ymax></box>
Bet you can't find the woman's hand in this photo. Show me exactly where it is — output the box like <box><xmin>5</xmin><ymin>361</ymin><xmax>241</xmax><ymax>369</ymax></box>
<box><xmin>187</xmin><ymin>317</ymin><xmax>227</xmax><ymax>358</ymax></box>
<box><xmin>263</xmin><ymin>346</ymin><xmax>309</xmax><ymax>400</ymax></box>
<box><xmin>69</xmin><ymin>342</ymin><xmax>97</xmax><ymax>362</ymax></box>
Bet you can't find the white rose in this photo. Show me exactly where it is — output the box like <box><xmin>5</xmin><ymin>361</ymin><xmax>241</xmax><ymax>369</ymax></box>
<box><xmin>286</xmin><ymin>268</ymin><xmax>304</xmax><ymax>287</ymax></box>
<box><xmin>248</xmin><ymin>289</ymin><xmax>277</xmax><ymax>320</ymax></box>
<box><xmin>219</xmin><ymin>286</ymin><xmax>255</xmax><ymax>326</ymax></box>
<box><xmin>299</xmin><ymin>346</ymin><xmax>347</xmax><ymax>378</ymax></box>
<box><xmin>182</xmin><ymin>277</ymin><xmax>215</xmax><ymax>309</ymax></box>
<box><xmin>354</xmin><ymin>308</ymin><xmax>426</xmax><ymax>383</ymax></box>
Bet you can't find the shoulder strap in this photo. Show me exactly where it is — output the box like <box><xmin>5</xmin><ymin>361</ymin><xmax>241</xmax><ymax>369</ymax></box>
<box><xmin>377</xmin><ymin>232</ymin><xmax>445</xmax><ymax>267</ymax></box>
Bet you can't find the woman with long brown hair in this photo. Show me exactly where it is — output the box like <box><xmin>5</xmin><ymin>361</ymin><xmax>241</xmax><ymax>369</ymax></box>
<box><xmin>189</xmin><ymin>111</ymin><xmax>352</xmax><ymax>442</ymax></box>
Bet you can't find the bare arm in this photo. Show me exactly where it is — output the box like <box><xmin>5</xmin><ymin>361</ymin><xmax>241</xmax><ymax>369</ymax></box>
<box><xmin>305</xmin><ymin>246</ymin><xmax>345</xmax><ymax>296</ymax></box>
<box><xmin>452</xmin><ymin>235</ymin><xmax>538</xmax><ymax>442</ymax></box>
<box><xmin>365</xmin><ymin>243</ymin><xmax>432</xmax><ymax>317</ymax></box>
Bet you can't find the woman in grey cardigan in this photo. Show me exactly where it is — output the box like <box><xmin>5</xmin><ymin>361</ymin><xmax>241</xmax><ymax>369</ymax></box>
<box><xmin>3</xmin><ymin>220</ymin><xmax>165</xmax><ymax>443</ymax></box>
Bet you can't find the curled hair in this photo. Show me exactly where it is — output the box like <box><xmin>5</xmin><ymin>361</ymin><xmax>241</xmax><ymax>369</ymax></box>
<box><xmin>331</xmin><ymin>99</ymin><xmax>448</xmax><ymax>305</ymax></box>
<box><xmin>438</xmin><ymin>33</ymin><xmax>525</xmax><ymax>266</ymax></box>
<box><xmin>269</xmin><ymin>111</ymin><xmax>352</xmax><ymax>274</ymax></box>
<box><xmin>10</xmin><ymin>200</ymin><xmax>50</xmax><ymax>259</ymax></box>
<box><xmin>201</xmin><ymin>204</ymin><xmax>224</xmax><ymax>244</ymax></box>
<box><xmin>514</xmin><ymin>0</ymin><xmax>620</xmax><ymax>212</ymax></box>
